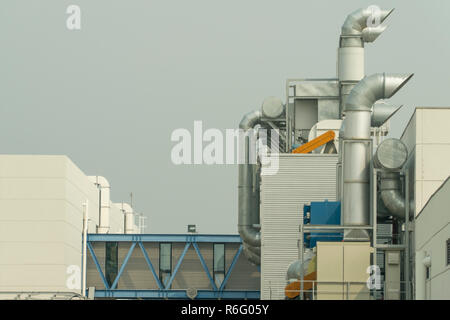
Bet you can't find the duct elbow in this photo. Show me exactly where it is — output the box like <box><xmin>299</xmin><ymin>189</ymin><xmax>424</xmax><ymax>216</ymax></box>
<box><xmin>341</xmin><ymin>7</ymin><xmax>393</xmax><ymax>42</ymax></box>
<box><xmin>380</xmin><ymin>172</ymin><xmax>413</xmax><ymax>219</ymax></box>
<box><xmin>239</xmin><ymin>110</ymin><xmax>262</xmax><ymax>130</ymax></box>
<box><xmin>238</xmin><ymin>225</ymin><xmax>261</xmax><ymax>247</ymax></box>
<box><xmin>345</xmin><ymin>73</ymin><xmax>413</xmax><ymax>113</ymax></box>
<box><xmin>380</xmin><ymin>189</ymin><xmax>406</xmax><ymax>220</ymax></box>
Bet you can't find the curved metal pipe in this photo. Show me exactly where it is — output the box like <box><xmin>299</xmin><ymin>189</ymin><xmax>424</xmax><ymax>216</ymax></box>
<box><xmin>345</xmin><ymin>73</ymin><xmax>413</xmax><ymax>113</ymax></box>
<box><xmin>238</xmin><ymin>110</ymin><xmax>262</xmax><ymax>249</ymax></box>
<box><xmin>380</xmin><ymin>172</ymin><xmax>413</xmax><ymax>219</ymax></box>
<box><xmin>341</xmin><ymin>7</ymin><xmax>393</xmax><ymax>47</ymax></box>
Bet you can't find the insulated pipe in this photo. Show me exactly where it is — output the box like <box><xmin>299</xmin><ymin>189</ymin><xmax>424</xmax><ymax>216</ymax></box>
<box><xmin>238</xmin><ymin>110</ymin><xmax>262</xmax><ymax>248</ymax></box>
<box><xmin>341</xmin><ymin>73</ymin><xmax>413</xmax><ymax>237</ymax></box>
<box><xmin>88</xmin><ymin>176</ymin><xmax>111</xmax><ymax>234</ymax></box>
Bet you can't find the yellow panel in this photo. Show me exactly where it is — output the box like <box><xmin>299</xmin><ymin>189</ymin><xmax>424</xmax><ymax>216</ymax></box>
<box><xmin>316</xmin><ymin>242</ymin><xmax>343</xmax><ymax>300</ymax></box>
<box><xmin>343</xmin><ymin>242</ymin><xmax>371</xmax><ymax>300</ymax></box>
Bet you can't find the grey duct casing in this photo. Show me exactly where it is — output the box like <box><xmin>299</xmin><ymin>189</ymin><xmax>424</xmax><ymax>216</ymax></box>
<box><xmin>341</xmin><ymin>73</ymin><xmax>413</xmax><ymax>240</ymax></box>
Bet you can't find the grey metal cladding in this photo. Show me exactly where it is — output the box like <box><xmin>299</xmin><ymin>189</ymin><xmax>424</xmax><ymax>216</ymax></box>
<box><xmin>295</xmin><ymin>81</ymin><xmax>339</xmax><ymax>98</ymax></box>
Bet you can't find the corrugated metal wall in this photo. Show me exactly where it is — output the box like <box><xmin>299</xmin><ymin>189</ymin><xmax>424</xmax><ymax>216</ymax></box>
<box><xmin>260</xmin><ymin>154</ymin><xmax>338</xmax><ymax>299</ymax></box>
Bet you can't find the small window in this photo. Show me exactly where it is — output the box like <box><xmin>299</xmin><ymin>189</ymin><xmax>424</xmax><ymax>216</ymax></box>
<box><xmin>105</xmin><ymin>242</ymin><xmax>118</xmax><ymax>288</ymax></box>
<box><xmin>159</xmin><ymin>243</ymin><xmax>172</xmax><ymax>288</ymax></box>
<box><xmin>213</xmin><ymin>243</ymin><xmax>225</xmax><ymax>288</ymax></box>
<box><xmin>447</xmin><ymin>239</ymin><xmax>450</xmax><ymax>266</ymax></box>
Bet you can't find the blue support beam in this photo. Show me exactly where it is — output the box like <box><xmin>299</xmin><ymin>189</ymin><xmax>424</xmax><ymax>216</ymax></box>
<box><xmin>138</xmin><ymin>242</ymin><xmax>164</xmax><ymax>290</ymax></box>
<box><xmin>88</xmin><ymin>234</ymin><xmax>242</xmax><ymax>243</ymax></box>
<box><xmin>94</xmin><ymin>289</ymin><xmax>260</xmax><ymax>300</ymax></box>
<box><xmin>87</xmin><ymin>242</ymin><xmax>109</xmax><ymax>289</ymax></box>
<box><xmin>192</xmin><ymin>242</ymin><xmax>217</xmax><ymax>291</ymax></box>
<box><xmin>165</xmin><ymin>242</ymin><xmax>190</xmax><ymax>289</ymax></box>
<box><xmin>110</xmin><ymin>242</ymin><xmax>136</xmax><ymax>290</ymax></box>
<box><xmin>219</xmin><ymin>244</ymin><xmax>243</xmax><ymax>291</ymax></box>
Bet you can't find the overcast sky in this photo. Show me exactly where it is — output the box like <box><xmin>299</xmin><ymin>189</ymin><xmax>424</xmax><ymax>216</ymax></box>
<box><xmin>1</xmin><ymin>1</ymin><xmax>449</xmax><ymax>234</ymax></box>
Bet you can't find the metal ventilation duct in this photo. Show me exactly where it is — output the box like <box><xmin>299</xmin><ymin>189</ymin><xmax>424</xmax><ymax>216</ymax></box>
<box><xmin>374</xmin><ymin>138</ymin><xmax>413</xmax><ymax>220</ymax></box>
<box><xmin>238</xmin><ymin>110</ymin><xmax>263</xmax><ymax>264</ymax></box>
<box><xmin>372</xmin><ymin>103</ymin><xmax>403</xmax><ymax>127</ymax></box>
<box><xmin>341</xmin><ymin>73</ymin><xmax>413</xmax><ymax>239</ymax></box>
<box><xmin>338</xmin><ymin>7</ymin><xmax>393</xmax><ymax>116</ymax></box>
<box><xmin>340</xmin><ymin>7</ymin><xmax>394</xmax><ymax>47</ymax></box>
<box><xmin>88</xmin><ymin>176</ymin><xmax>111</xmax><ymax>234</ymax></box>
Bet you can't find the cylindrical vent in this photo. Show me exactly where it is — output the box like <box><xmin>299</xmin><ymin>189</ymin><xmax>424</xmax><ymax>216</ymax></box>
<box><xmin>338</xmin><ymin>47</ymin><xmax>364</xmax><ymax>81</ymax></box>
<box><xmin>261</xmin><ymin>96</ymin><xmax>284</xmax><ymax>119</ymax></box>
<box><xmin>374</xmin><ymin>138</ymin><xmax>408</xmax><ymax>170</ymax></box>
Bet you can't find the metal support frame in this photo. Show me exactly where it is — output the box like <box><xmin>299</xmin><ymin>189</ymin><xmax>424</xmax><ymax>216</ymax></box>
<box><xmin>86</xmin><ymin>234</ymin><xmax>257</xmax><ymax>300</ymax></box>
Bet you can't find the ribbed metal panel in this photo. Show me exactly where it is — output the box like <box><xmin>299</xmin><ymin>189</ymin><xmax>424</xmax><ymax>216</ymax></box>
<box><xmin>260</xmin><ymin>154</ymin><xmax>338</xmax><ymax>299</ymax></box>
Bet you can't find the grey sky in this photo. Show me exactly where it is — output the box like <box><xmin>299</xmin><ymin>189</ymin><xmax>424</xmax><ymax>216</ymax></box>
<box><xmin>1</xmin><ymin>1</ymin><xmax>449</xmax><ymax>234</ymax></box>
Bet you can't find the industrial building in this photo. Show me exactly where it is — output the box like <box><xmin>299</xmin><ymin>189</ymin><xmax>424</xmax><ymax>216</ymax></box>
<box><xmin>0</xmin><ymin>155</ymin><xmax>259</xmax><ymax>299</ymax></box>
<box><xmin>236</xmin><ymin>7</ymin><xmax>450</xmax><ymax>300</ymax></box>
<box><xmin>1</xmin><ymin>7</ymin><xmax>450</xmax><ymax>301</ymax></box>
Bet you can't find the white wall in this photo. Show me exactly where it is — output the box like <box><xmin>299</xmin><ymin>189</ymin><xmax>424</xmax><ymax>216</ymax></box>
<box><xmin>401</xmin><ymin>108</ymin><xmax>450</xmax><ymax>215</ymax></box>
<box><xmin>415</xmin><ymin>177</ymin><xmax>450</xmax><ymax>299</ymax></box>
<box><xmin>0</xmin><ymin>155</ymin><xmax>100</xmax><ymax>296</ymax></box>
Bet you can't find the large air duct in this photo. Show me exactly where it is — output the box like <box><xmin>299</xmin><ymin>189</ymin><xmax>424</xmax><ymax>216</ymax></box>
<box><xmin>238</xmin><ymin>110</ymin><xmax>263</xmax><ymax>263</ymax></box>
<box><xmin>341</xmin><ymin>73</ymin><xmax>413</xmax><ymax>240</ymax></box>
<box><xmin>88</xmin><ymin>176</ymin><xmax>111</xmax><ymax>234</ymax></box>
<box><xmin>374</xmin><ymin>138</ymin><xmax>412</xmax><ymax>220</ymax></box>
<box><xmin>117</xmin><ymin>202</ymin><xmax>135</xmax><ymax>234</ymax></box>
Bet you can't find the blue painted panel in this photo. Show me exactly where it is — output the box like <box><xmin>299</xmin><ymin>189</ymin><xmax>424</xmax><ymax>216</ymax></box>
<box><xmin>304</xmin><ymin>200</ymin><xmax>343</xmax><ymax>247</ymax></box>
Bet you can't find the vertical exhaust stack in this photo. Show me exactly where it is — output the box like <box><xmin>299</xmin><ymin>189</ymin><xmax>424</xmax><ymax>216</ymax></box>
<box><xmin>341</xmin><ymin>73</ymin><xmax>413</xmax><ymax>240</ymax></box>
<box><xmin>338</xmin><ymin>7</ymin><xmax>394</xmax><ymax>115</ymax></box>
